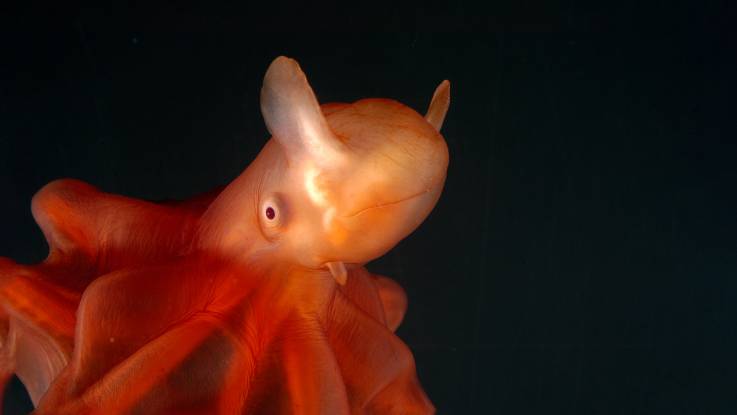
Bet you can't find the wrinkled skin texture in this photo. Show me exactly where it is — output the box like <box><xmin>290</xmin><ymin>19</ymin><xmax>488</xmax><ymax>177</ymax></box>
<box><xmin>0</xmin><ymin>57</ymin><xmax>450</xmax><ymax>414</ymax></box>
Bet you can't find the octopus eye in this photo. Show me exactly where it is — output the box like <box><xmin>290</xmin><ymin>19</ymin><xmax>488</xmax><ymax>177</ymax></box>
<box><xmin>265</xmin><ymin>206</ymin><xmax>276</xmax><ymax>220</ymax></box>
<box><xmin>260</xmin><ymin>194</ymin><xmax>286</xmax><ymax>237</ymax></box>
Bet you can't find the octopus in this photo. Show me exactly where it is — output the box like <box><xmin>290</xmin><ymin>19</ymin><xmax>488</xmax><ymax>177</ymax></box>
<box><xmin>0</xmin><ymin>56</ymin><xmax>450</xmax><ymax>414</ymax></box>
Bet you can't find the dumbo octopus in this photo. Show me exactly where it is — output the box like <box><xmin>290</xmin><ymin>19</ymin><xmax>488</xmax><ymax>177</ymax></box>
<box><xmin>0</xmin><ymin>56</ymin><xmax>450</xmax><ymax>414</ymax></box>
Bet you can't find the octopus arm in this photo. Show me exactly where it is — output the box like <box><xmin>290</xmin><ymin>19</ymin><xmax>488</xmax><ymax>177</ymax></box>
<box><xmin>35</xmin><ymin>262</ymin><xmax>357</xmax><ymax>414</ymax></box>
<box><xmin>29</xmin><ymin>179</ymin><xmax>213</xmax><ymax>290</ymax></box>
<box><xmin>0</xmin><ymin>259</ymin><xmax>78</xmax><ymax>404</ymax></box>
<box><xmin>247</xmin><ymin>315</ymin><xmax>352</xmax><ymax>415</ymax></box>
<box><xmin>35</xmin><ymin>313</ymin><xmax>248</xmax><ymax>415</ymax></box>
<box><xmin>45</xmin><ymin>257</ymin><xmax>218</xmax><ymax>400</ymax></box>
<box><xmin>336</xmin><ymin>268</ymin><xmax>407</xmax><ymax>333</ymax></box>
<box><xmin>33</xmin><ymin>256</ymin><xmax>248</xmax><ymax>414</ymax></box>
<box><xmin>325</xmin><ymin>289</ymin><xmax>435</xmax><ymax>415</ymax></box>
<box><xmin>369</xmin><ymin>274</ymin><xmax>408</xmax><ymax>332</ymax></box>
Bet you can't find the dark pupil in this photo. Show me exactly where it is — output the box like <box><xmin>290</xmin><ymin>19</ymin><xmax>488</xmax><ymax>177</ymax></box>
<box><xmin>265</xmin><ymin>206</ymin><xmax>276</xmax><ymax>220</ymax></box>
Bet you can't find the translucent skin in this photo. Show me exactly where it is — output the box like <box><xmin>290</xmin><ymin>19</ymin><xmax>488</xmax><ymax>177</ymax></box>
<box><xmin>0</xmin><ymin>57</ymin><xmax>449</xmax><ymax>414</ymax></box>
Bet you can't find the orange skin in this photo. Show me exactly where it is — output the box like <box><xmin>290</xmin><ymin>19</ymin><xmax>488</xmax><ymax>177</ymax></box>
<box><xmin>0</xmin><ymin>57</ymin><xmax>450</xmax><ymax>414</ymax></box>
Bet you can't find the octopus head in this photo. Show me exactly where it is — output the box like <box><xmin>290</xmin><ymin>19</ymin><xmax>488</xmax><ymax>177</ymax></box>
<box><xmin>254</xmin><ymin>57</ymin><xmax>450</xmax><ymax>284</ymax></box>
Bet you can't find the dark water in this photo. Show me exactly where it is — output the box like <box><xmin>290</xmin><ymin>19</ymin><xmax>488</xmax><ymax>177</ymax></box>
<box><xmin>1</xmin><ymin>2</ymin><xmax>735</xmax><ymax>414</ymax></box>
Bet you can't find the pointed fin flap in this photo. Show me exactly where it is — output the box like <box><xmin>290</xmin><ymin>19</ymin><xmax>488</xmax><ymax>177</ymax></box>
<box><xmin>260</xmin><ymin>56</ymin><xmax>343</xmax><ymax>162</ymax></box>
<box><xmin>425</xmin><ymin>80</ymin><xmax>451</xmax><ymax>131</ymax></box>
<box><xmin>326</xmin><ymin>262</ymin><xmax>348</xmax><ymax>285</ymax></box>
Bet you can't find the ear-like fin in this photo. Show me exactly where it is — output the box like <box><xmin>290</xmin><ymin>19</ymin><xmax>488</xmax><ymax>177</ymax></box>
<box><xmin>425</xmin><ymin>80</ymin><xmax>451</xmax><ymax>131</ymax></box>
<box><xmin>260</xmin><ymin>56</ymin><xmax>343</xmax><ymax>162</ymax></box>
<box><xmin>326</xmin><ymin>261</ymin><xmax>348</xmax><ymax>285</ymax></box>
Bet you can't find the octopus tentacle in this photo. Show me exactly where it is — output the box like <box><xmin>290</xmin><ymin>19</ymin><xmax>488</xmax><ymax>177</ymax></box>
<box><xmin>324</xmin><ymin>286</ymin><xmax>434</xmax><ymax>414</ymax></box>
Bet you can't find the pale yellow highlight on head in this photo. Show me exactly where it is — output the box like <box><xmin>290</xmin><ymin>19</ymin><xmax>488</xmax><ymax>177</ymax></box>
<box><xmin>303</xmin><ymin>164</ymin><xmax>329</xmax><ymax>207</ymax></box>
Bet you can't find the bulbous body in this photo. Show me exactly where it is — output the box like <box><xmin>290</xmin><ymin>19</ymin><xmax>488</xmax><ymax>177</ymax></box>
<box><xmin>0</xmin><ymin>57</ymin><xmax>450</xmax><ymax>414</ymax></box>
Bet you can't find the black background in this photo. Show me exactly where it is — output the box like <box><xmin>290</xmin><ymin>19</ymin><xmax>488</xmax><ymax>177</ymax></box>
<box><xmin>1</xmin><ymin>2</ymin><xmax>736</xmax><ymax>414</ymax></box>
